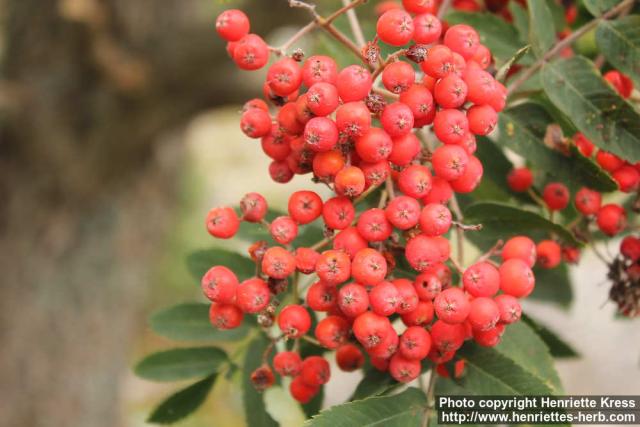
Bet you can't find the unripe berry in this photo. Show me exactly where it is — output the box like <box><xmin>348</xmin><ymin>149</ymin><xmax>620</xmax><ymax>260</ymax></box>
<box><xmin>338</xmin><ymin>283</ymin><xmax>370</xmax><ymax>317</ymax></box>
<box><xmin>401</xmin><ymin>300</ymin><xmax>435</xmax><ymax>326</ymax></box>
<box><xmin>216</xmin><ymin>9</ymin><xmax>250</xmax><ymax>42</ymax></box>
<box><xmin>236</xmin><ymin>277</ymin><xmax>271</xmax><ymax>313</ymax></box>
<box><xmin>302</xmin><ymin>55</ymin><xmax>338</xmax><ymax>87</ymax></box>
<box><xmin>430</xmin><ymin>319</ymin><xmax>465</xmax><ymax>352</ymax></box>
<box><xmin>467</xmin><ymin>297</ymin><xmax>500</xmax><ymax>331</ymax></box>
<box><xmin>382</xmin><ymin>61</ymin><xmax>416</xmax><ymax>93</ymax></box>
<box><xmin>506</xmin><ymin>167</ymin><xmax>533</xmax><ymax>192</ymax></box>
<box><xmin>352</xmin><ymin>248</ymin><xmax>388</xmax><ymax>285</ymax></box>
<box><xmin>434</xmin><ymin>287</ymin><xmax>471</xmax><ymax>324</ymax></box>
<box><xmin>356</xmin><ymin>127</ymin><xmax>393</xmax><ymax>162</ymax></box>
<box><xmin>337</xmin><ymin>65</ymin><xmax>372</xmax><ymax>102</ymax></box>
<box><xmin>315</xmin><ymin>315</ymin><xmax>349</xmax><ymax>349</ymax></box>
<box><xmin>433</xmin><ymin>109</ymin><xmax>469</xmax><ymax>145</ymax></box>
<box><xmin>304</xmin><ymin>117</ymin><xmax>338</xmax><ymax>152</ymax></box>
<box><xmin>405</xmin><ymin>234</ymin><xmax>450</xmax><ymax>272</ymax></box>
<box><xmin>306</xmin><ymin>82</ymin><xmax>339</xmax><ymax>116</ymax></box>
<box><xmin>353</xmin><ymin>311</ymin><xmax>391</xmax><ymax>349</ymax></box>
<box><xmin>290</xmin><ymin>375</ymin><xmax>319</xmax><ymax>403</ymax></box>
<box><xmin>419</xmin><ymin>203</ymin><xmax>452</xmax><ymax>236</ymax></box>
<box><xmin>209</xmin><ymin>302</ymin><xmax>243</xmax><ymax>329</ymax></box>
<box><xmin>499</xmin><ymin>259</ymin><xmax>535</xmax><ymax>298</ymax></box>
<box><xmin>449</xmin><ymin>154</ymin><xmax>483</xmax><ymax>193</ymax></box>
<box><xmin>432</xmin><ymin>144</ymin><xmax>469</xmax><ymax>181</ymax></box>
<box><xmin>316</xmin><ymin>249</ymin><xmax>351</xmax><ymax>285</ymax></box>
<box><xmin>336</xmin><ymin>101</ymin><xmax>372</xmax><ymax>137</ymax></box>
<box><xmin>398</xmin><ymin>164</ymin><xmax>432</xmax><ymax>198</ymax></box>
<box><xmin>543</xmin><ymin>182</ymin><xmax>570</xmax><ymax>211</ymax></box>
<box><xmin>233</xmin><ymin>34</ymin><xmax>269</xmax><ymax>70</ymax></box>
<box><xmin>596</xmin><ymin>204</ymin><xmax>627</xmax><ymax>236</ymax></box>
<box><xmin>336</xmin><ymin>344</ymin><xmax>365</xmax><ymax>372</ymax></box>
<box><xmin>357</xmin><ymin>208</ymin><xmax>393</xmax><ymax>242</ymax></box>
<box><xmin>536</xmin><ymin>240</ymin><xmax>562</xmax><ymax>269</ymax></box>
<box><xmin>270</xmin><ymin>216</ymin><xmax>298</xmax><ymax>245</ymax></box>
<box><xmin>376</xmin><ymin>9</ymin><xmax>414</xmax><ymax>46</ymax></box>
<box><xmin>267</xmin><ymin>58</ymin><xmax>302</xmax><ymax>97</ymax></box>
<box><xmin>206</xmin><ymin>207</ymin><xmax>240</xmax><ymax>239</ymax></box>
<box><xmin>278</xmin><ymin>304</ymin><xmax>311</xmax><ymax>338</ymax></box>
<box><xmin>494</xmin><ymin>294</ymin><xmax>522</xmax><ymax>324</ymax></box>
<box><xmin>389</xmin><ymin>353</ymin><xmax>421</xmax><ymax>383</ymax></box>
<box><xmin>463</xmin><ymin>261</ymin><xmax>500</xmax><ymax>297</ymax></box>
<box><xmin>273</xmin><ymin>351</ymin><xmax>302</xmax><ymax>377</ymax></box>
<box><xmin>369</xmin><ymin>281</ymin><xmax>400</xmax><ymax>316</ymax></box>
<box><xmin>201</xmin><ymin>265</ymin><xmax>238</xmax><ymax>304</ymax></box>
<box><xmin>385</xmin><ymin>195</ymin><xmax>421</xmax><ymax>230</ymax></box>
<box><xmin>335</xmin><ymin>166</ymin><xmax>366</xmax><ymax>197</ymax></box>
<box><xmin>412</xmin><ymin>13</ymin><xmax>442</xmax><ymax>44</ymax></box>
<box><xmin>502</xmin><ymin>235</ymin><xmax>537</xmax><ymax>267</ymax></box>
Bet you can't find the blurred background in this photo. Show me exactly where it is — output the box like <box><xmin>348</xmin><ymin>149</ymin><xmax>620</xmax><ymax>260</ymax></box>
<box><xmin>0</xmin><ymin>0</ymin><xmax>638</xmax><ymax>426</ymax></box>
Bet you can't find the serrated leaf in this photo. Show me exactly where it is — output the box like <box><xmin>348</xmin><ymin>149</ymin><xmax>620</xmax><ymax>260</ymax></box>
<box><xmin>509</xmin><ymin>1</ymin><xmax>530</xmax><ymax>45</ymax></box>
<box><xmin>596</xmin><ymin>15</ymin><xmax>640</xmax><ymax>86</ymax></box>
<box><xmin>305</xmin><ymin>387</ymin><xmax>427</xmax><ymax>427</ymax></box>
<box><xmin>147</xmin><ymin>375</ymin><xmax>216</xmax><ymax>424</ymax></box>
<box><xmin>530</xmin><ymin>263</ymin><xmax>573</xmax><ymax>308</ymax></box>
<box><xmin>542</xmin><ymin>56</ymin><xmax>640</xmax><ymax>163</ymax></box>
<box><xmin>529</xmin><ymin>0</ymin><xmax>556</xmax><ymax>56</ymax></box>
<box><xmin>457</xmin><ymin>322</ymin><xmax>563</xmax><ymax>395</ymax></box>
<box><xmin>243</xmin><ymin>335</ymin><xmax>278</xmax><ymax>427</ymax></box>
<box><xmin>150</xmin><ymin>303</ymin><xmax>250</xmax><ymax>341</ymax></box>
<box><xmin>135</xmin><ymin>347</ymin><xmax>227</xmax><ymax>382</ymax></box>
<box><xmin>498</xmin><ymin>102</ymin><xmax>617</xmax><ymax>192</ymax></box>
<box><xmin>496</xmin><ymin>45</ymin><xmax>531</xmax><ymax>83</ymax></box>
<box><xmin>445</xmin><ymin>12</ymin><xmax>529</xmax><ymax>65</ymax></box>
<box><xmin>464</xmin><ymin>202</ymin><xmax>580</xmax><ymax>248</ymax></box>
<box><xmin>522</xmin><ymin>314</ymin><xmax>580</xmax><ymax>358</ymax></box>
<box><xmin>583</xmin><ymin>0</ymin><xmax>622</xmax><ymax>16</ymax></box>
<box><xmin>186</xmin><ymin>248</ymin><xmax>255</xmax><ymax>282</ymax></box>
<box><xmin>350</xmin><ymin>368</ymin><xmax>401</xmax><ymax>401</ymax></box>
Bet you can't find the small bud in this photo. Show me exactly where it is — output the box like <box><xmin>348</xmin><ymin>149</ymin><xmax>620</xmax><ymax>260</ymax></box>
<box><xmin>250</xmin><ymin>365</ymin><xmax>275</xmax><ymax>392</ymax></box>
<box><xmin>365</xmin><ymin>93</ymin><xmax>386</xmax><ymax>114</ymax></box>
<box><xmin>268</xmin><ymin>277</ymin><xmax>288</xmax><ymax>294</ymax></box>
<box><xmin>249</xmin><ymin>240</ymin><xmax>269</xmax><ymax>263</ymax></box>
<box><xmin>292</xmin><ymin>48</ymin><xmax>305</xmax><ymax>62</ymax></box>
<box><xmin>362</xmin><ymin>40</ymin><xmax>380</xmax><ymax>67</ymax></box>
<box><xmin>406</xmin><ymin>44</ymin><xmax>429</xmax><ymax>63</ymax></box>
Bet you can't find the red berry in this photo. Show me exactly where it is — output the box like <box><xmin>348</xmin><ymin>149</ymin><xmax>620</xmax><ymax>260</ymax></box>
<box><xmin>206</xmin><ymin>207</ymin><xmax>240</xmax><ymax>239</ymax></box>
<box><xmin>399</xmin><ymin>326</ymin><xmax>431</xmax><ymax>360</ymax></box>
<box><xmin>499</xmin><ymin>259</ymin><xmax>535</xmax><ymax>298</ymax></box>
<box><xmin>240</xmin><ymin>108</ymin><xmax>271</xmax><ymax>138</ymax></box>
<box><xmin>434</xmin><ymin>287</ymin><xmax>470</xmax><ymax>324</ymax></box>
<box><xmin>302</xmin><ymin>55</ymin><xmax>338</xmax><ymax>87</ymax></box>
<box><xmin>412</xmin><ymin>13</ymin><xmax>442</xmax><ymax>44</ymax></box>
<box><xmin>414</xmin><ymin>272</ymin><xmax>442</xmax><ymax>301</ymax></box>
<box><xmin>430</xmin><ymin>319</ymin><xmax>465</xmax><ymax>352</ymax></box>
<box><xmin>507</xmin><ymin>167</ymin><xmax>533</xmax><ymax>192</ymax></box>
<box><xmin>473</xmin><ymin>323</ymin><xmax>505</xmax><ymax>347</ymax></box>
<box><xmin>301</xmin><ymin>356</ymin><xmax>331</xmax><ymax>386</ymax></box>
<box><xmin>389</xmin><ymin>353</ymin><xmax>421</xmax><ymax>382</ymax></box>
<box><xmin>216</xmin><ymin>9</ymin><xmax>250</xmax><ymax>42</ymax></box>
<box><xmin>596</xmin><ymin>150</ymin><xmax>624</xmax><ymax>172</ymax></box>
<box><xmin>269</xmin><ymin>160</ymin><xmax>294</xmax><ymax>183</ymax></box>
<box><xmin>612</xmin><ymin>166</ymin><xmax>640</xmax><ymax>193</ymax></box>
<box><xmin>494</xmin><ymin>294</ymin><xmax>522</xmax><ymax>324</ymax></box>
<box><xmin>290</xmin><ymin>375</ymin><xmax>319</xmax><ymax>403</ymax></box>
<box><xmin>423</xmin><ymin>177</ymin><xmax>453</xmax><ymax>204</ymax></box>
<box><xmin>335</xmin><ymin>166</ymin><xmax>366</xmax><ymax>197</ymax></box>
<box><xmin>337</xmin><ymin>65</ymin><xmax>373</xmax><ymax>102</ymax></box>
<box><xmin>432</xmin><ymin>144</ymin><xmax>469</xmax><ymax>181</ymax></box>
<box><xmin>288</xmin><ymin>190</ymin><xmax>323</xmax><ymax>224</ymax></box>
<box><xmin>403</xmin><ymin>0</ymin><xmax>438</xmax><ymax>14</ymax></box>
<box><xmin>401</xmin><ymin>300</ymin><xmax>435</xmax><ymax>326</ymax></box>
<box><xmin>274</xmin><ymin>351</ymin><xmax>302</xmax><ymax>377</ymax></box>
<box><xmin>315</xmin><ymin>315</ymin><xmax>349</xmax><ymax>349</ymax></box>
<box><xmin>353</xmin><ymin>311</ymin><xmax>391</xmax><ymax>349</ymax></box>
<box><xmin>316</xmin><ymin>249</ymin><xmax>351</xmax><ymax>285</ymax></box>
<box><xmin>295</xmin><ymin>247</ymin><xmax>320</xmax><ymax>274</ymax></box>
<box><xmin>471</xmin><ymin>44</ymin><xmax>492</xmax><ymax>69</ymax></box>
<box><xmin>262</xmin><ymin>246</ymin><xmax>296</xmax><ymax>279</ymax></box>
<box><xmin>201</xmin><ymin>265</ymin><xmax>238</xmax><ymax>304</ymax></box>
<box><xmin>367</xmin><ymin>326</ymin><xmax>399</xmax><ymax>359</ymax></box>
<box><xmin>356</xmin><ymin>127</ymin><xmax>393</xmax><ymax>162</ymax></box>
<box><xmin>434</xmin><ymin>75</ymin><xmax>468</xmax><ymax>109</ymax></box>
<box><xmin>382</xmin><ymin>61</ymin><xmax>416</xmax><ymax>94</ymax></box>
<box><xmin>405</xmin><ymin>234</ymin><xmax>450</xmax><ymax>272</ymax></box>
<box><xmin>542</xmin><ymin>182</ymin><xmax>570</xmax><ymax>211</ymax></box>
<box><xmin>502</xmin><ymin>235</ymin><xmax>537</xmax><ymax>267</ymax></box>
<box><xmin>209</xmin><ymin>302</ymin><xmax>243</xmax><ymax>329</ymax></box>
<box><xmin>399</xmin><ymin>84</ymin><xmax>435</xmax><ymax>127</ymax></box>
<box><xmin>336</xmin><ymin>101</ymin><xmax>372</xmax><ymax>137</ymax></box>
<box><xmin>574</xmin><ymin>132</ymin><xmax>595</xmax><ymax>157</ymax></box>
<box><xmin>467</xmin><ymin>105</ymin><xmax>497</xmax><ymax>135</ymax></box>
<box><xmin>352</xmin><ymin>248</ymin><xmax>388</xmax><ymax>284</ymax></box>
<box><xmin>322</xmin><ymin>196</ymin><xmax>356</xmax><ymax>230</ymax></box>
<box><xmin>444</xmin><ymin>24</ymin><xmax>480</xmax><ymax>59</ymax></box>
<box><xmin>338</xmin><ymin>283</ymin><xmax>370</xmax><ymax>317</ymax></box>
<box><xmin>467</xmin><ymin>297</ymin><xmax>499</xmax><ymax>331</ymax></box>
<box><xmin>621</xmin><ymin>236</ymin><xmax>640</xmax><ymax>262</ymax></box>
<box><xmin>307</xmin><ymin>280</ymin><xmax>338</xmax><ymax>311</ymax></box>
<box><xmin>389</xmin><ymin>134</ymin><xmax>420</xmax><ymax>167</ymax></box>
<box><xmin>236</xmin><ymin>277</ymin><xmax>271</xmax><ymax>313</ymax></box>
<box><xmin>463</xmin><ymin>261</ymin><xmax>499</xmax><ymax>297</ymax></box>
<box><xmin>419</xmin><ymin>203</ymin><xmax>452</xmax><ymax>236</ymax></box>
<box><xmin>250</xmin><ymin>365</ymin><xmax>275</xmax><ymax>391</ymax></box>
<box><xmin>278</xmin><ymin>304</ymin><xmax>311</xmax><ymax>338</ymax></box>
<box><xmin>357</xmin><ymin>208</ymin><xmax>393</xmax><ymax>242</ymax></box>
<box><xmin>394</xmin><ymin>278</ymin><xmax>420</xmax><ymax>314</ymax></box>
<box><xmin>304</xmin><ymin>117</ymin><xmax>339</xmax><ymax>152</ymax></box>
<box><xmin>385</xmin><ymin>195</ymin><xmax>421</xmax><ymax>230</ymax></box>
<box><xmin>306</xmin><ymin>82</ymin><xmax>339</xmax><ymax>116</ymax></box>
<box><xmin>270</xmin><ymin>216</ymin><xmax>298</xmax><ymax>245</ymax></box>
<box><xmin>562</xmin><ymin>245</ymin><xmax>581</xmax><ymax>264</ymax></box>
<box><xmin>267</xmin><ymin>58</ymin><xmax>302</xmax><ymax>97</ymax></box>
<box><xmin>536</xmin><ymin>240</ymin><xmax>562</xmax><ymax>269</ymax></box>
<box><xmin>436</xmin><ymin>360</ymin><xmax>466</xmax><ymax>378</ymax></box>
<box><xmin>361</xmin><ymin>160</ymin><xmax>392</xmax><ymax>188</ymax></box>
<box><xmin>398</xmin><ymin>164</ymin><xmax>432</xmax><ymax>198</ymax></box>
<box><xmin>336</xmin><ymin>344</ymin><xmax>365</xmax><ymax>372</ymax></box>
<box><xmin>597</xmin><ymin>204</ymin><xmax>627</xmax><ymax>236</ymax></box>
<box><xmin>233</xmin><ymin>34</ymin><xmax>269</xmax><ymax>70</ymax></box>
<box><xmin>262</xmin><ymin>126</ymin><xmax>292</xmax><ymax>161</ymax></box>
<box><xmin>240</xmin><ymin>192</ymin><xmax>268</xmax><ymax>223</ymax></box>
<box><xmin>421</xmin><ymin>45</ymin><xmax>454</xmax><ymax>79</ymax></box>
<box><xmin>277</xmin><ymin>102</ymin><xmax>304</xmax><ymax>135</ymax></box>
<box><xmin>313</xmin><ymin>150</ymin><xmax>345</xmax><ymax>180</ymax></box>
<box><xmin>333</xmin><ymin>227</ymin><xmax>369</xmax><ymax>258</ymax></box>
<box><xmin>433</xmin><ymin>109</ymin><xmax>469</xmax><ymax>145</ymax></box>
<box><xmin>604</xmin><ymin>70</ymin><xmax>634</xmax><ymax>98</ymax></box>
<box><xmin>463</xmin><ymin>67</ymin><xmax>498</xmax><ymax>105</ymax></box>
<box><xmin>369</xmin><ymin>280</ymin><xmax>400</xmax><ymax>316</ymax></box>
<box><xmin>376</xmin><ymin>9</ymin><xmax>414</xmax><ymax>46</ymax></box>
<box><xmin>380</xmin><ymin>102</ymin><xmax>415</xmax><ymax>137</ymax></box>
<box><xmin>449</xmin><ymin>154</ymin><xmax>483</xmax><ymax>193</ymax></box>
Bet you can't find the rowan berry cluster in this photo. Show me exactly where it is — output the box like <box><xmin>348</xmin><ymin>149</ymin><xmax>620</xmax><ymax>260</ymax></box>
<box><xmin>210</xmin><ymin>2</ymin><xmax>535</xmax><ymax>403</ymax></box>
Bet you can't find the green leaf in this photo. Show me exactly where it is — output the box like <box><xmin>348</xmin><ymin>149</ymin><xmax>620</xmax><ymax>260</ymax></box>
<box><xmin>522</xmin><ymin>314</ymin><xmax>580</xmax><ymax>358</ymax></box>
<box><xmin>528</xmin><ymin>0</ymin><xmax>556</xmax><ymax>56</ymax></box>
<box><xmin>496</xmin><ymin>45</ymin><xmax>531</xmax><ymax>83</ymax></box>
<box><xmin>445</xmin><ymin>12</ymin><xmax>529</xmax><ymax>65</ymax></box>
<box><xmin>509</xmin><ymin>1</ymin><xmax>530</xmax><ymax>44</ymax></box>
<box><xmin>305</xmin><ymin>387</ymin><xmax>427</xmax><ymax>427</ymax></box>
<box><xmin>243</xmin><ymin>335</ymin><xmax>278</xmax><ymax>427</ymax></box>
<box><xmin>530</xmin><ymin>263</ymin><xmax>573</xmax><ymax>308</ymax></box>
<box><xmin>457</xmin><ymin>322</ymin><xmax>563</xmax><ymax>395</ymax></box>
<box><xmin>596</xmin><ymin>15</ymin><xmax>640</xmax><ymax>86</ymax></box>
<box><xmin>147</xmin><ymin>375</ymin><xmax>216</xmax><ymax>424</ymax></box>
<box><xmin>135</xmin><ymin>347</ymin><xmax>227</xmax><ymax>382</ymax></box>
<box><xmin>542</xmin><ymin>56</ymin><xmax>640</xmax><ymax>163</ymax></box>
<box><xmin>498</xmin><ymin>102</ymin><xmax>617</xmax><ymax>192</ymax></box>
<box><xmin>350</xmin><ymin>368</ymin><xmax>401</xmax><ymax>401</ymax></box>
<box><xmin>186</xmin><ymin>248</ymin><xmax>255</xmax><ymax>282</ymax></box>
<box><xmin>150</xmin><ymin>303</ymin><xmax>250</xmax><ymax>341</ymax></box>
<box><xmin>583</xmin><ymin>0</ymin><xmax>622</xmax><ymax>16</ymax></box>
<box><xmin>464</xmin><ymin>202</ymin><xmax>580</xmax><ymax>249</ymax></box>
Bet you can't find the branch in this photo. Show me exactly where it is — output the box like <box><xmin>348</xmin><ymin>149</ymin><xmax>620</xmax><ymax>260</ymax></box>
<box><xmin>453</xmin><ymin>221</ymin><xmax>482</xmax><ymax>232</ymax></box>
<box><xmin>339</xmin><ymin>0</ymin><xmax>367</xmax><ymax>48</ymax></box>
<box><xmin>476</xmin><ymin>239</ymin><xmax>504</xmax><ymax>263</ymax></box>
<box><xmin>507</xmin><ymin>0</ymin><xmax>636</xmax><ymax>96</ymax></box>
<box><xmin>449</xmin><ymin>195</ymin><xmax>466</xmax><ymax>266</ymax></box>
<box><xmin>372</xmin><ymin>49</ymin><xmax>407</xmax><ymax>80</ymax></box>
<box><xmin>437</xmin><ymin>0</ymin><xmax>454</xmax><ymax>19</ymax></box>
<box><xmin>423</xmin><ymin>370</ymin><xmax>438</xmax><ymax>427</ymax></box>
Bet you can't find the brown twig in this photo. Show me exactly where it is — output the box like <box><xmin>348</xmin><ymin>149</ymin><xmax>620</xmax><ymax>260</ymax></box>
<box><xmin>453</xmin><ymin>221</ymin><xmax>483</xmax><ymax>232</ymax></box>
<box><xmin>449</xmin><ymin>195</ymin><xmax>466</xmax><ymax>266</ymax></box>
<box><xmin>340</xmin><ymin>0</ymin><xmax>367</xmax><ymax>47</ymax></box>
<box><xmin>372</xmin><ymin>49</ymin><xmax>407</xmax><ymax>80</ymax></box>
<box><xmin>476</xmin><ymin>239</ymin><xmax>504</xmax><ymax>263</ymax></box>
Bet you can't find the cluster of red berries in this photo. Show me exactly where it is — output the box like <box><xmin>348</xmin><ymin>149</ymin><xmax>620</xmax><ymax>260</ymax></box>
<box><xmin>209</xmin><ymin>2</ymin><xmax>539</xmax><ymax>403</ymax></box>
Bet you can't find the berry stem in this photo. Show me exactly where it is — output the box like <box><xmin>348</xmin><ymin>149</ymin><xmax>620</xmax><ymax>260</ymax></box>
<box><xmin>453</xmin><ymin>221</ymin><xmax>483</xmax><ymax>232</ymax></box>
<box><xmin>385</xmin><ymin>176</ymin><xmax>396</xmax><ymax>200</ymax></box>
<box><xmin>449</xmin><ymin>194</ymin><xmax>466</xmax><ymax>266</ymax></box>
<box><xmin>422</xmin><ymin>370</ymin><xmax>438</xmax><ymax>427</ymax></box>
<box><xmin>527</xmin><ymin>188</ymin><xmax>546</xmax><ymax>208</ymax></box>
<box><xmin>372</xmin><ymin>49</ymin><xmax>407</xmax><ymax>81</ymax></box>
<box><xmin>301</xmin><ymin>334</ymin><xmax>322</xmax><ymax>346</ymax></box>
<box><xmin>475</xmin><ymin>239</ymin><xmax>504</xmax><ymax>263</ymax></box>
<box><xmin>506</xmin><ymin>0</ymin><xmax>636</xmax><ymax>97</ymax></box>
<box><xmin>276</xmin><ymin>21</ymin><xmax>317</xmax><ymax>54</ymax></box>
<box><xmin>292</xmin><ymin>270</ymin><xmax>300</xmax><ymax>302</ymax></box>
